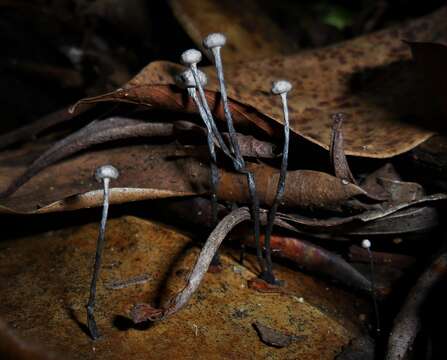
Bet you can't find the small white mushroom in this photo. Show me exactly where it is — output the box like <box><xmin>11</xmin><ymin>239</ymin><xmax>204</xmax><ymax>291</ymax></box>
<box><xmin>262</xmin><ymin>79</ymin><xmax>293</xmax><ymax>285</ymax></box>
<box><xmin>203</xmin><ymin>33</ymin><xmax>227</xmax><ymax>50</ymax></box>
<box><xmin>361</xmin><ymin>239</ymin><xmax>372</xmax><ymax>249</ymax></box>
<box><xmin>95</xmin><ymin>165</ymin><xmax>119</xmax><ymax>183</ymax></box>
<box><xmin>180</xmin><ymin>49</ymin><xmax>202</xmax><ymax>66</ymax></box>
<box><xmin>87</xmin><ymin>164</ymin><xmax>119</xmax><ymax>340</ymax></box>
<box><xmin>361</xmin><ymin>238</ymin><xmax>381</xmax><ymax>334</ymax></box>
<box><xmin>271</xmin><ymin>80</ymin><xmax>292</xmax><ymax>95</ymax></box>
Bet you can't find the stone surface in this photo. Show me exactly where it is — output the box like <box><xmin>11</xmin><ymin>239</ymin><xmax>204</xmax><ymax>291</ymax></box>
<box><xmin>0</xmin><ymin>216</ymin><xmax>365</xmax><ymax>359</ymax></box>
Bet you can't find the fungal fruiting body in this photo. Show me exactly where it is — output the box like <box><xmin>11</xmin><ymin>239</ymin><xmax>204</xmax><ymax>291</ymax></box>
<box><xmin>261</xmin><ymin>80</ymin><xmax>292</xmax><ymax>285</ymax></box>
<box><xmin>86</xmin><ymin>165</ymin><xmax>119</xmax><ymax>340</ymax></box>
<box><xmin>362</xmin><ymin>238</ymin><xmax>381</xmax><ymax>334</ymax></box>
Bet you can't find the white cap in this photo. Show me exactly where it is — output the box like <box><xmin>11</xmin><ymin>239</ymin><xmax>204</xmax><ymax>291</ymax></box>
<box><xmin>203</xmin><ymin>33</ymin><xmax>226</xmax><ymax>49</ymax></box>
<box><xmin>361</xmin><ymin>239</ymin><xmax>371</xmax><ymax>249</ymax></box>
<box><xmin>176</xmin><ymin>69</ymin><xmax>208</xmax><ymax>88</ymax></box>
<box><xmin>95</xmin><ymin>165</ymin><xmax>119</xmax><ymax>182</ymax></box>
<box><xmin>271</xmin><ymin>80</ymin><xmax>292</xmax><ymax>95</ymax></box>
<box><xmin>181</xmin><ymin>49</ymin><xmax>202</xmax><ymax>65</ymax></box>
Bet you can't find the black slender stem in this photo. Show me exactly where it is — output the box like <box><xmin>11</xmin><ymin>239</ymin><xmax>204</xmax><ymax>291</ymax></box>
<box><xmin>262</xmin><ymin>92</ymin><xmax>290</xmax><ymax>284</ymax></box>
<box><xmin>86</xmin><ymin>178</ymin><xmax>110</xmax><ymax>340</ymax></box>
<box><xmin>208</xmin><ymin>48</ymin><xmax>264</xmax><ymax>274</ymax></box>
<box><xmin>189</xmin><ymin>65</ymin><xmax>239</xmax><ymax>166</ymax></box>
<box><xmin>367</xmin><ymin>247</ymin><xmax>381</xmax><ymax>335</ymax></box>
<box><xmin>211</xmin><ymin>47</ymin><xmax>243</xmax><ymax>162</ymax></box>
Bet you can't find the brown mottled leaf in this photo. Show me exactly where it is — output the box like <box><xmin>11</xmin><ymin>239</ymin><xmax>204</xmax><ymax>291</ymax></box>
<box><xmin>361</xmin><ymin>163</ymin><xmax>424</xmax><ymax>204</ymax></box>
<box><xmin>124</xmin><ymin>7</ymin><xmax>447</xmax><ymax>158</ymax></box>
<box><xmin>168</xmin><ymin>0</ymin><xmax>294</xmax><ymax>62</ymax></box>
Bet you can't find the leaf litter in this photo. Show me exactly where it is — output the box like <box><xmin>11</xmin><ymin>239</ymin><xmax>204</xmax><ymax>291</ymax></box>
<box><xmin>1</xmin><ymin>5</ymin><xmax>447</xmax><ymax>359</ymax></box>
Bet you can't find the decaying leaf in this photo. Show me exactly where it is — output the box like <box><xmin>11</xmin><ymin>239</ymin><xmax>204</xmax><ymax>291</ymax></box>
<box><xmin>1</xmin><ymin>118</ymin><xmax>277</xmax><ymax>198</ymax></box>
<box><xmin>281</xmin><ymin>194</ymin><xmax>446</xmax><ymax>229</ymax></box>
<box><xmin>330</xmin><ymin>113</ymin><xmax>356</xmax><ymax>184</ymax></box>
<box><xmin>121</xmin><ymin>6</ymin><xmax>447</xmax><ymax>158</ymax></box>
<box><xmin>361</xmin><ymin>163</ymin><xmax>402</xmax><ymax>198</ymax></box>
<box><xmin>168</xmin><ymin>0</ymin><xmax>294</xmax><ymax>62</ymax></box>
<box><xmin>0</xmin><ymin>143</ymin><xmax>373</xmax><ymax>214</ymax></box>
<box><xmin>145</xmin><ymin>196</ymin><xmax>439</xmax><ymax>240</ymax></box>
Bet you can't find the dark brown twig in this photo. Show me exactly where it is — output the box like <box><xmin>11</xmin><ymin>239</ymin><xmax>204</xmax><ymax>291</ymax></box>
<box><xmin>386</xmin><ymin>252</ymin><xmax>447</xmax><ymax>360</ymax></box>
<box><xmin>242</xmin><ymin>234</ymin><xmax>373</xmax><ymax>293</ymax></box>
<box><xmin>0</xmin><ymin>104</ymin><xmax>92</xmax><ymax>150</ymax></box>
<box><xmin>131</xmin><ymin>207</ymin><xmax>252</xmax><ymax>323</ymax></box>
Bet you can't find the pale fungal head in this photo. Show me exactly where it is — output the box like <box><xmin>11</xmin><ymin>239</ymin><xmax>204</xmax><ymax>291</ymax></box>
<box><xmin>180</xmin><ymin>49</ymin><xmax>202</xmax><ymax>66</ymax></box>
<box><xmin>95</xmin><ymin>165</ymin><xmax>119</xmax><ymax>183</ymax></box>
<box><xmin>361</xmin><ymin>239</ymin><xmax>371</xmax><ymax>249</ymax></box>
<box><xmin>271</xmin><ymin>80</ymin><xmax>292</xmax><ymax>95</ymax></box>
<box><xmin>203</xmin><ymin>33</ymin><xmax>226</xmax><ymax>49</ymax></box>
<box><xmin>176</xmin><ymin>69</ymin><xmax>208</xmax><ymax>89</ymax></box>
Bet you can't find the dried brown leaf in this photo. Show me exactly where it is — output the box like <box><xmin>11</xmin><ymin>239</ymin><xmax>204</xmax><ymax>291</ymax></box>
<box><xmin>330</xmin><ymin>113</ymin><xmax>356</xmax><ymax>184</ymax></box>
<box><xmin>125</xmin><ymin>7</ymin><xmax>447</xmax><ymax>158</ymax></box>
<box><xmin>168</xmin><ymin>0</ymin><xmax>294</xmax><ymax>62</ymax></box>
<box><xmin>0</xmin><ymin>144</ymin><xmax>371</xmax><ymax>214</ymax></box>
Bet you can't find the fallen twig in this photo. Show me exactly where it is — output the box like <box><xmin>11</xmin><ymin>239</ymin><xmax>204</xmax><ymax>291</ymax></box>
<box><xmin>386</xmin><ymin>252</ymin><xmax>447</xmax><ymax>360</ymax></box>
<box><xmin>0</xmin><ymin>104</ymin><xmax>92</xmax><ymax>150</ymax></box>
<box><xmin>243</xmin><ymin>234</ymin><xmax>373</xmax><ymax>293</ymax></box>
<box><xmin>130</xmin><ymin>207</ymin><xmax>251</xmax><ymax>322</ymax></box>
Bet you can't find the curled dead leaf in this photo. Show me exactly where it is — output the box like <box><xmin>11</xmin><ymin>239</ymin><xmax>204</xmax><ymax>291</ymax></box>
<box><xmin>0</xmin><ymin>144</ymin><xmax>373</xmax><ymax>214</ymax></box>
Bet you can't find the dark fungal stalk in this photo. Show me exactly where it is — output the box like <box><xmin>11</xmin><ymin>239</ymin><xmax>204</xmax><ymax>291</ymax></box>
<box><xmin>362</xmin><ymin>239</ymin><xmax>381</xmax><ymax>335</ymax></box>
<box><xmin>86</xmin><ymin>165</ymin><xmax>119</xmax><ymax>340</ymax></box>
<box><xmin>181</xmin><ymin>43</ymin><xmax>265</xmax><ymax>274</ymax></box>
<box><xmin>261</xmin><ymin>80</ymin><xmax>292</xmax><ymax>285</ymax></box>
